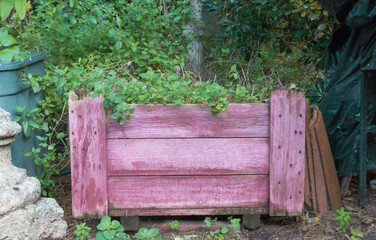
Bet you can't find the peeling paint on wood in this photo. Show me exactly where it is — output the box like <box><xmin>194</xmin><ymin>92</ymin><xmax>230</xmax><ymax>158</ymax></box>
<box><xmin>109</xmin><ymin>207</ymin><xmax>268</xmax><ymax>217</ymax></box>
<box><xmin>69</xmin><ymin>90</ymin><xmax>306</xmax><ymax>218</ymax></box>
<box><xmin>107</xmin><ymin>138</ymin><xmax>269</xmax><ymax>176</ymax></box>
<box><xmin>269</xmin><ymin>90</ymin><xmax>306</xmax><ymax>216</ymax></box>
<box><xmin>107</xmin><ymin>175</ymin><xmax>269</xmax><ymax>209</ymax></box>
<box><xmin>69</xmin><ymin>93</ymin><xmax>108</xmax><ymax>218</ymax></box>
<box><xmin>106</xmin><ymin>104</ymin><xmax>270</xmax><ymax>139</ymax></box>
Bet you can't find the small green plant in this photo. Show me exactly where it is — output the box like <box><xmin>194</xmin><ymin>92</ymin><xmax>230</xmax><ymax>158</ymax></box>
<box><xmin>204</xmin><ymin>216</ymin><xmax>241</xmax><ymax>239</ymax></box>
<box><xmin>96</xmin><ymin>216</ymin><xmax>130</xmax><ymax>240</ymax></box>
<box><xmin>134</xmin><ymin>227</ymin><xmax>162</xmax><ymax>240</ymax></box>
<box><xmin>334</xmin><ymin>207</ymin><xmax>351</xmax><ymax>234</ymax></box>
<box><xmin>74</xmin><ymin>222</ymin><xmax>91</xmax><ymax>240</ymax></box>
<box><xmin>169</xmin><ymin>220</ymin><xmax>179</xmax><ymax>230</ymax></box>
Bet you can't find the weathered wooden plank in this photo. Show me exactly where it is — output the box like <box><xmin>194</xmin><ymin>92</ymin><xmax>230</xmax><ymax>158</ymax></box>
<box><xmin>314</xmin><ymin>106</ymin><xmax>342</xmax><ymax>211</ymax></box>
<box><xmin>269</xmin><ymin>90</ymin><xmax>306</xmax><ymax>216</ymax></box>
<box><xmin>305</xmin><ymin>102</ymin><xmax>318</xmax><ymax>213</ymax></box>
<box><xmin>107</xmin><ymin>175</ymin><xmax>269</xmax><ymax>210</ymax></box>
<box><xmin>69</xmin><ymin>93</ymin><xmax>108</xmax><ymax>218</ymax></box>
<box><xmin>309</xmin><ymin>108</ymin><xmax>330</xmax><ymax>215</ymax></box>
<box><xmin>107</xmin><ymin>138</ymin><xmax>269</xmax><ymax>176</ymax></box>
<box><xmin>304</xmin><ymin>101</ymin><xmax>312</xmax><ymax>209</ymax></box>
<box><xmin>105</xmin><ymin>103</ymin><xmax>270</xmax><ymax>139</ymax></box>
<box><xmin>109</xmin><ymin>207</ymin><xmax>268</xmax><ymax>217</ymax></box>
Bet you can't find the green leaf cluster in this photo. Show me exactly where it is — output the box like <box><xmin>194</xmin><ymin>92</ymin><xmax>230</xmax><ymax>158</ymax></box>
<box><xmin>334</xmin><ymin>207</ymin><xmax>351</xmax><ymax>234</ymax></box>
<box><xmin>0</xmin><ymin>28</ymin><xmax>27</xmax><ymax>62</ymax></box>
<box><xmin>74</xmin><ymin>222</ymin><xmax>91</xmax><ymax>240</ymax></box>
<box><xmin>96</xmin><ymin>216</ymin><xmax>130</xmax><ymax>240</ymax></box>
<box><xmin>134</xmin><ymin>227</ymin><xmax>162</xmax><ymax>240</ymax></box>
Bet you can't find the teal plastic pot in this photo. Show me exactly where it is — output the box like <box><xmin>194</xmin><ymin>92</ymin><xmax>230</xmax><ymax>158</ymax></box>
<box><xmin>0</xmin><ymin>53</ymin><xmax>45</xmax><ymax>177</ymax></box>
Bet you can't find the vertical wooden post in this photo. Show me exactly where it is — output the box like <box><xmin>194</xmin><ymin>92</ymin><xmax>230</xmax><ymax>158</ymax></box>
<box><xmin>69</xmin><ymin>92</ymin><xmax>108</xmax><ymax>218</ymax></box>
<box><xmin>269</xmin><ymin>90</ymin><xmax>306</xmax><ymax>216</ymax></box>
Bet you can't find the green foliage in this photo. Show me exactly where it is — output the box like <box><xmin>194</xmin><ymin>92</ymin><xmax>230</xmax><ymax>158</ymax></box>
<box><xmin>202</xmin><ymin>0</ymin><xmax>335</xmax><ymax>68</ymax></box>
<box><xmin>134</xmin><ymin>227</ymin><xmax>162</xmax><ymax>240</ymax></box>
<box><xmin>169</xmin><ymin>220</ymin><xmax>179</xmax><ymax>230</ymax></box>
<box><xmin>96</xmin><ymin>216</ymin><xmax>130</xmax><ymax>240</ymax></box>
<box><xmin>74</xmin><ymin>222</ymin><xmax>91</xmax><ymax>240</ymax></box>
<box><xmin>0</xmin><ymin>0</ymin><xmax>31</xmax><ymax>22</ymax></box>
<box><xmin>0</xmin><ymin>28</ymin><xmax>27</xmax><ymax>62</ymax></box>
<box><xmin>334</xmin><ymin>207</ymin><xmax>351</xmax><ymax>234</ymax></box>
<box><xmin>204</xmin><ymin>217</ymin><xmax>241</xmax><ymax>239</ymax></box>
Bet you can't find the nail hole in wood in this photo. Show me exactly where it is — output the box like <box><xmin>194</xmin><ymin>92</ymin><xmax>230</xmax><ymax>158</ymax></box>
<box><xmin>295</xmin><ymin>130</ymin><xmax>297</xmax><ymax>134</ymax></box>
<box><xmin>299</xmin><ymin>114</ymin><xmax>302</xmax><ymax>117</ymax></box>
<box><xmin>290</xmin><ymin>164</ymin><xmax>293</xmax><ymax>167</ymax></box>
<box><xmin>72</xmin><ymin>132</ymin><xmax>75</xmax><ymax>135</ymax></box>
<box><xmin>278</xmin><ymin>181</ymin><xmax>281</xmax><ymax>184</ymax></box>
<box><xmin>79</xmin><ymin>115</ymin><xmax>82</xmax><ymax>119</ymax></box>
<box><xmin>298</xmin><ymin>191</ymin><xmax>301</xmax><ymax>194</ymax></box>
<box><xmin>290</xmin><ymin>196</ymin><xmax>292</xmax><ymax>199</ymax></box>
<box><xmin>298</xmin><ymin>171</ymin><xmax>301</xmax><ymax>175</ymax></box>
<box><xmin>71</xmin><ymin>110</ymin><xmax>74</xmax><ymax>113</ymax></box>
<box><xmin>278</xmin><ymin>145</ymin><xmax>281</xmax><ymax>149</ymax></box>
<box><xmin>299</xmin><ymin>150</ymin><xmax>302</xmax><ymax>154</ymax></box>
<box><xmin>299</xmin><ymin>131</ymin><xmax>302</xmax><ymax>135</ymax></box>
<box><xmin>94</xmin><ymin>131</ymin><xmax>97</xmax><ymax>135</ymax></box>
<box><xmin>279</xmin><ymin>114</ymin><xmax>281</xmax><ymax>117</ymax></box>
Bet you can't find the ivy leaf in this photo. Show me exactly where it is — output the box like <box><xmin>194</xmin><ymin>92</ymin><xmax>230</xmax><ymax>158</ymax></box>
<box><xmin>110</xmin><ymin>220</ymin><xmax>120</xmax><ymax>229</ymax></box>
<box><xmin>148</xmin><ymin>228</ymin><xmax>159</xmax><ymax>237</ymax></box>
<box><xmin>221</xmin><ymin>227</ymin><xmax>229</xmax><ymax>234</ymax></box>
<box><xmin>0</xmin><ymin>0</ymin><xmax>15</xmax><ymax>22</ymax></box>
<box><xmin>1</xmin><ymin>34</ymin><xmax>17</xmax><ymax>47</ymax></box>
<box><xmin>22</xmin><ymin>121</ymin><xmax>30</xmax><ymax>137</ymax></box>
<box><xmin>14</xmin><ymin>0</ymin><xmax>27</xmax><ymax>20</ymax></box>
<box><xmin>115</xmin><ymin>41</ymin><xmax>122</xmax><ymax>49</ymax></box>
<box><xmin>103</xmin><ymin>230</ymin><xmax>115</xmax><ymax>239</ymax></box>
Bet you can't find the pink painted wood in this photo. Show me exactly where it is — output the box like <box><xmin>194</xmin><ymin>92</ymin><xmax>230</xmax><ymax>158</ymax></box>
<box><xmin>107</xmin><ymin>138</ymin><xmax>269</xmax><ymax>176</ymax></box>
<box><xmin>105</xmin><ymin>103</ymin><xmax>270</xmax><ymax>139</ymax></box>
<box><xmin>69</xmin><ymin>93</ymin><xmax>108</xmax><ymax>218</ymax></box>
<box><xmin>109</xmin><ymin>207</ymin><xmax>268</xmax><ymax>217</ymax></box>
<box><xmin>269</xmin><ymin>90</ymin><xmax>306</xmax><ymax>216</ymax></box>
<box><xmin>107</xmin><ymin>175</ymin><xmax>269</xmax><ymax>211</ymax></box>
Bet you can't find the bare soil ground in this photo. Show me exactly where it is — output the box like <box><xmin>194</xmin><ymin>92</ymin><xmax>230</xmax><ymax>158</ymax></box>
<box><xmin>52</xmin><ymin>175</ymin><xmax>376</xmax><ymax>240</ymax></box>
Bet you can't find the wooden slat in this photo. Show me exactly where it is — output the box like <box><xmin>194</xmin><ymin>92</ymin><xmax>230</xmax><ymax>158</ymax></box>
<box><xmin>109</xmin><ymin>207</ymin><xmax>268</xmax><ymax>217</ymax></box>
<box><xmin>105</xmin><ymin>104</ymin><xmax>269</xmax><ymax>139</ymax></box>
<box><xmin>269</xmin><ymin>90</ymin><xmax>306</xmax><ymax>216</ymax></box>
<box><xmin>69</xmin><ymin>93</ymin><xmax>108</xmax><ymax>218</ymax></box>
<box><xmin>314</xmin><ymin>106</ymin><xmax>342</xmax><ymax>211</ymax></box>
<box><xmin>107</xmin><ymin>175</ymin><xmax>269</xmax><ymax>210</ymax></box>
<box><xmin>304</xmin><ymin>101</ymin><xmax>312</xmax><ymax>209</ymax></box>
<box><xmin>309</xmin><ymin>108</ymin><xmax>330</xmax><ymax>214</ymax></box>
<box><xmin>107</xmin><ymin>138</ymin><xmax>269</xmax><ymax>176</ymax></box>
<box><xmin>305</xmin><ymin>103</ymin><xmax>318</xmax><ymax>213</ymax></box>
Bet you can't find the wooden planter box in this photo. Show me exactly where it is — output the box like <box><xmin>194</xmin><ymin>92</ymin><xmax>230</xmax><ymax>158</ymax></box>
<box><xmin>69</xmin><ymin>90</ymin><xmax>306</xmax><ymax>223</ymax></box>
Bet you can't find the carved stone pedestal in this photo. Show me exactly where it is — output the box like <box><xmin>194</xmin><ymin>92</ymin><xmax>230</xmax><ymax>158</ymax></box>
<box><xmin>0</xmin><ymin>108</ymin><xmax>67</xmax><ymax>239</ymax></box>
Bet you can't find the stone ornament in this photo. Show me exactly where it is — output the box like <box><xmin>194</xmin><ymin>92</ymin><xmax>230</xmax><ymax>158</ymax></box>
<box><xmin>0</xmin><ymin>108</ymin><xmax>67</xmax><ymax>239</ymax></box>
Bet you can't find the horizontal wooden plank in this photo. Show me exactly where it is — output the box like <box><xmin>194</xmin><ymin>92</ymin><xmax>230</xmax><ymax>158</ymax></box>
<box><xmin>106</xmin><ymin>103</ymin><xmax>270</xmax><ymax>138</ymax></box>
<box><xmin>107</xmin><ymin>175</ymin><xmax>269</xmax><ymax>210</ymax></box>
<box><xmin>109</xmin><ymin>207</ymin><xmax>268</xmax><ymax>217</ymax></box>
<box><xmin>107</xmin><ymin>138</ymin><xmax>269</xmax><ymax>176</ymax></box>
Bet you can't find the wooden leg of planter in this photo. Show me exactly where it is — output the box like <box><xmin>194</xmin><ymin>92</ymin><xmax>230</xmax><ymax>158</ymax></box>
<box><xmin>120</xmin><ymin>216</ymin><xmax>139</xmax><ymax>231</ymax></box>
<box><xmin>242</xmin><ymin>214</ymin><xmax>261</xmax><ymax>230</ymax></box>
<box><xmin>340</xmin><ymin>176</ymin><xmax>352</xmax><ymax>197</ymax></box>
